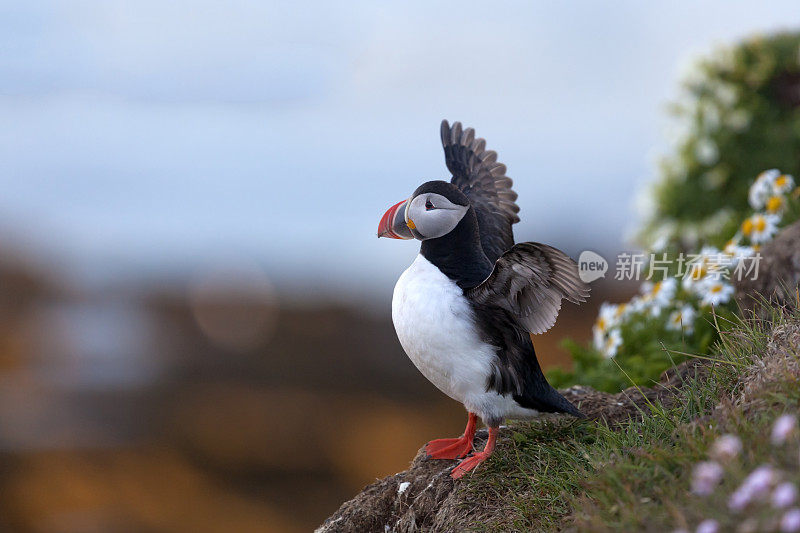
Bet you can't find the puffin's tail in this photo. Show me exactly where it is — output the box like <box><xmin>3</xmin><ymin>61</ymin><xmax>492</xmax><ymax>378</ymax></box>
<box><xmin>511</xmin><ymin>343</ymin><xmax>586</xmax><ymax>419</ymax></box>
<box><xmin>541</xmin><ymin>386</ymin><xmax>586</xmax><ymax>418</ymax></box>
<box><xmin>513</xmin><ymin>384</ymin><xmax>585</xmax><ymax>419</ymax></box>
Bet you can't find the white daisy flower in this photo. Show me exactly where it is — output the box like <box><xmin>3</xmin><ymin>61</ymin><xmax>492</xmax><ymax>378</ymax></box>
<box><xmin>640</xmin><ymin>278</ymin><xmax>678</xmax><ymax>316</ymax></box>
<box><xmin>757</xmin><ymin>168</ymin><xmax>782</xmax><ymax>184</ymax></box>
<box><xmin>749</xmin><ymin>170</ymin><xmax>793</xmax><ymax>208</ymax></box>
<box><xmin>613</xmin><ymin>303</ymin><xmax>630</xmax><ymax>321</ymax></box>
<box><xmin>682</xmin><ymin>274</ymin><xmax>700</xmax><ymax>294</ymax></box>
<box><xmin>698</xmin><ymin>278</ymin><xmax>734</xmax><ymax>307</ymax></box>
<box><xmin>593</xmin><ymin>303</ymin><xmax>621</xmax><ymax>341</ymax></box>
<box><xmin>701</xmin><ymin>245</ymin><xmax>735</xmax><ymax>277</ymax></box>
<box><xmin>646</xmin><ymin>278</ymin><xmax>678</xmax><ymax>303</ymax></box>
<box><xmin>741</xmin><ymin>213</ymin><xmax>780</xmax><ymax>244</ymax></box>
<box><xmin>629</xmin><ymin>296</ymin><xmax>652</xmax><ymax>316</ymax></box>
<box><xmin>723</xmin><ymin>239</ymin><xmax>755</xmax><ymax>265</ymax></box>
<box><xmin>592</xmin><ymin>328</ymin><xmax>605</xmax><ymax>352</ymax></box>
<box><xmin>773</xmin><ymin>173</ymin><xmax>795</xmax><ymax>195</ymax></box>
<box><xmin>749</xmin><ymin>181</ymin><xmax>770</xmax><ymax>210</ymax></box>
<box><xmin>749</xmin><ymin>169</ymin><xmax>781</xmax><ymax>209</ymax></box>
<box><xmin>683</xmin><ymin>247</ymin><xmax>729</xmax><ymax>289</ymax></box>
<box><xmin>600</xmin><ymin>328</ymin><xmax>622</xmax><ymax>359</ymax></box>
<box><xmin>593</xmin><ymin>303</ymin><xmax>623</xmax><ymax>351</ymax></box>
<box><xmin>599</xmin><ymin>302</ymin><xmax>621</xmax><ymax>323</ymax></box>
<box><xmin>766</xmin><ymin>194</ymin><xmax>787</xmax><ymax>214</ymax></box>
<box><xmin>667</xmin><ymin>304</ymin><xmax>697</xmax><ymax>333</ymax></box>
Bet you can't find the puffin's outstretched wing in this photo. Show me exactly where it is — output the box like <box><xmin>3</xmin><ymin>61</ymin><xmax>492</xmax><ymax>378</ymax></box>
<box><xmin>466</xmin><ymin>242</ymin><xmax>590</xmax><ymax>335</ymax></box>
<box><xmin>440</xmin><ymin>120</ymin><xmax>520</xmax><ymax>263</ymax></box>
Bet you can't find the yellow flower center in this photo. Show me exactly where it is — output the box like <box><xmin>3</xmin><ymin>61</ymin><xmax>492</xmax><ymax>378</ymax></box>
<box><xmin>742</xmin><ymin>218</ymin><xmax>754</xmax><ymax>235</ymax></box>
<box><xmin>755</xmin><ymin>216</ymin><xmax>766</xmax><ymax>232</ymax></box>
<box><xmin>776</xmin><ymin>175</ymin><xmax>788</xmax><ymax>188</ymax></box>
<box><xmin>597</xmin><ymin>317</ymin><xmax>606</xmax><ymax>330</ymax></box>
<box><xmin>766</xmin><ymin>196</ymin><xmax>784</xmax><ymax>213</ymax></box>
<box><xmin>710</xmin><ymin>285</ymin><xmax>722</xmax><ymax>294</ymax></box>
<box><xmin>689</xmin><ymin>265</ymin><xmax>706</xmax><ymax>281</ymax></box>
<box><xmin>652</xmin><ymin>281</ymin><xmax>662</xmax><ymax>295</ymax></box>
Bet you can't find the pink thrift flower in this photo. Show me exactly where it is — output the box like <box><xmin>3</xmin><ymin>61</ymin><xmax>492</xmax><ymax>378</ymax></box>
<box><xmin>772</xmin><ymin>415</ymin><xmax>797</xmax><ymax>446</ymax></box>
<box><xmin>729</xmin><ymin>487</ymin><xmax>753</xmax><ymax>512</ymax></box>
<box><xmin>696</xmin><ymin>519</ymin><xmax>719</xmax><ymax>533</ymax></box>
<box><xmin>729</xmin><ymin>465</ymin><xmax>777</xmax><ymax>511</ymax></box>
<box><xmin>781</xmin><ymin>508</ymin><xmax>800</xmax><ymax>533</ymax></box>
<box><xmin>774</xmin><ymin>483</ymin><xmax>799</xmax><ymax>509</ymax></box>
<box><xmin>711</xmin><ymin>434</ymin><xmax>742</xmax><ymax>461</ymax></box>
<box><xmin>692</xmin><ymin>461</ymin><xmax>724</xmax><ymax>496</ymax></box>
<box><xmin>745</xmin><ymin>465</ymin><xmax>777</xmax><ymax>494</ymax></box>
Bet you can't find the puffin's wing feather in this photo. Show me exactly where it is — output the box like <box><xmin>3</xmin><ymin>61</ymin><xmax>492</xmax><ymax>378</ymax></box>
<box><xmin>467</xmin><ymin>242</ymin><xmax>590</xmax><ymax>335</ymax></box>
<box><xmin>441</xmin><ymin>120</ymin><xmax>520</xmax><ymax>263</ymax></box>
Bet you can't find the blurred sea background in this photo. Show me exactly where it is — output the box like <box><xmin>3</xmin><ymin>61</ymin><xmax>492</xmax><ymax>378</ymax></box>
<box><xmin>1</xmin><ymin>2</ymin><xmax>798</xmax><ymax>531</ymax></box>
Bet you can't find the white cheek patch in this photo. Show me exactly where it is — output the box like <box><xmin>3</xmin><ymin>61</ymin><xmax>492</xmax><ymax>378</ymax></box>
<box><xmin>416</xmin><ymin>207</ymin><xmax>467</xmax><ymax>239</ymax></box>
<box><xmin>406</xmin><ymin>193</ymin><xmax>468</xmax><ymax>240</ymax></box>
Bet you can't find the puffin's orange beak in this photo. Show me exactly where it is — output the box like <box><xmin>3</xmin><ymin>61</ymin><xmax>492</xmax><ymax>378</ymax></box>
<box><xmin>378</xmin><ymin>200</ymin><xmax>413</xmax><ymax>239</ymax></box>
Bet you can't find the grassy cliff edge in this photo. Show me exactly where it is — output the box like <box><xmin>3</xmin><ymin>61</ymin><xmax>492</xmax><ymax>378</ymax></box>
<box><xmin>318</xmin><ymin>299</ymin><xmax>800</xmax><ymax>532</ymax></box>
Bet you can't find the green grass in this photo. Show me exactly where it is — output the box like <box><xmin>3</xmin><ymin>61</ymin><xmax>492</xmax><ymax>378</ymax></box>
<box><xmin>459</xmin><ymin>304</ymin><xmax>800</xmax><ymax>531</ymax></box>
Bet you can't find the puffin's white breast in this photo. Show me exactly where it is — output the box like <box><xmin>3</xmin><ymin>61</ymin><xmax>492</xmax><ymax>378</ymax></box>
<box><xmin>391</xmin><ymin>254</ymin><xmax>497</xmax><ymax>405</ymax></box>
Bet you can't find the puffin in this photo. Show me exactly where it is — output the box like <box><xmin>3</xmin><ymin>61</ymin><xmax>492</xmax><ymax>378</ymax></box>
<box><xmin>377</xmin><ymin>120</ymin><xmax>590</xmax><ymax>479</ymax></box>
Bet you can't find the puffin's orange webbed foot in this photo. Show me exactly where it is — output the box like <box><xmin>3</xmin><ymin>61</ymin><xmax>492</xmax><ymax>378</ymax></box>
<box><xmin>425</xmin><ymin>412</ymin><xmax>477</xmax><ymax>460</ymax></box>
<box><xmin>450</xmin><ymin>450</ymin><xmax>492</xmax><ymax>478</ymax></box>
<box><xmin>450</xmin><ymin>426</ymin><xmax>498</xmax><ymax>479</ymax></box>
<box><xmin>425</xmin><ymin>436</ymin><xmax>473</xmax><ymax>459</ymax></box>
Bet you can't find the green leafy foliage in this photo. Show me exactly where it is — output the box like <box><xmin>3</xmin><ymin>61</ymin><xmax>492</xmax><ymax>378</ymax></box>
<box><xmin>549</xmin><ymin>31</ymin><xmax>800</xmax><ymax>393</ymax></box>
<box><xmin>549</xmin><ymin>306</ymin><xmax>722</xmax><ymax>392</ymax></box>
<box><xmin>641</xmin><ymin>31</ymin><xmax>800</xmax><ymax>250</ymax></box>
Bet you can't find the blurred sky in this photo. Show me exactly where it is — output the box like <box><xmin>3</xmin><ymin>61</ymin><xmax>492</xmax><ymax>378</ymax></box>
<box><xmin>0</xmin><ymin>1</ymin><xmax>798</xmax><ymax>300</ymax></box>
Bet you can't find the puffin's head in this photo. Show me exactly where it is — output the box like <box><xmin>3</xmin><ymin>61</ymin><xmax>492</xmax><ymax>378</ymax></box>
<box><xmin>377</xmin><ymin>181</ymin><xmax>469</xmax><ymax>241</ymax></box>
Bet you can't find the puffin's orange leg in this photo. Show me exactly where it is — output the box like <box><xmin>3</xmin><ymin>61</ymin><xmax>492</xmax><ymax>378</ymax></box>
<box><xmin>450</xmin><ymin>426</ymin><xmax>499</xmax><ymax>479</ymax></box>
<box><xmin>425</xmin><ymin>412</ymin><xmax>477</xmax><ymax>460</ymax></box>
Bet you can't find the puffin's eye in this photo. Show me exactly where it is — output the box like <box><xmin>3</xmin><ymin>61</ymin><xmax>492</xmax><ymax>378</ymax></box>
<box><xmin>425</xmin><ymin>199</ymin><xmax>435</xmax><ymax>210</ymax></box>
